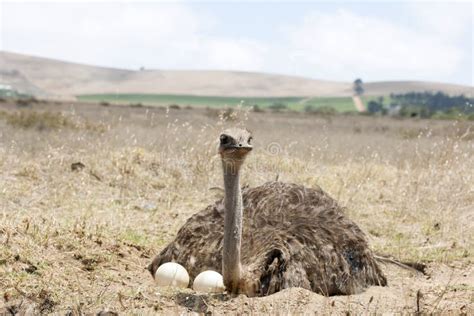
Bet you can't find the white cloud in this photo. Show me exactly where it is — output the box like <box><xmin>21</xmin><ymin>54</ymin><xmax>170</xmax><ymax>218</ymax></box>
<box><xmin>282</xmin><ymin>8</ymin><xmax>466</xmax><ymax>82</ymax></box>
<box><xmin>1</xmin><ymin>2</ymin><xmax>267</xmax><ymax>71</ymax></box>
<box><xmin>406</xmin><ymin>2</ymin><xmax>472</xmax><ymax>42</ymax></box>
<box><xmin>198</xmin><ymin>38</ymin><xmax>266</xmax><ymax>70</ymax></box>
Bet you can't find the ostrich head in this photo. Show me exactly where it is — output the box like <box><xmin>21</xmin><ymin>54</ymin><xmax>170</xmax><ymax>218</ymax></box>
<box><xmin>219</xmin><ymin>128</ymin><xmax>253</xmax><ymax>162</ymax></box>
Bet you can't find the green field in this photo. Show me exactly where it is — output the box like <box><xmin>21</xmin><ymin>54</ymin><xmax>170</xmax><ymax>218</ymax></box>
<box><xmin>77</xmin><ymin>94</ymin><xmax>360</xmax><ymax>112</ymax></box>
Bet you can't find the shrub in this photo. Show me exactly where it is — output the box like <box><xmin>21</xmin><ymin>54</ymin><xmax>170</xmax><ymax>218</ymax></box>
<box><xmin>309</xmin><ymin>106</ymin><xmax>337</xmax><ymax>115</ymax></box>
<box><xmin>304</xmin><ymin>104</ymin><xmax>316</xmax><ymax>113</ymax></box>
<box><xmin>16</xmin><ymin>98</ymin><xmax>35</xmax><ymax>107</ymax></box>
<box><xmin>252</xmin><ymin>105</ymin><xmax>264</xmax><ymax>112</ymax></box>
<box><xmin>367</xmin><ymin>101</ymin><xmax>383</xmax><ymax>113</ymax></box>
<box><xmin>1</xmin><ymin>111</ymin><xmax>73</xmax><ymax>130</ymax></box>
<box><xmin>268</xmin><ymin>102</ymin><xmax>287</xmax><ymax>111</ymax></box>
<box><xmin>0</xmin><ymin>110</ymin><xmax>106</xmax><ymax>132</ymax></box>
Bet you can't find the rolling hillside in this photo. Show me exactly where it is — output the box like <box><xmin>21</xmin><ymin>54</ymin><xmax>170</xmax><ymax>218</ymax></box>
<box><xmin>0</xmin><ymin>51</ymin><xmax>472</xmax><ymax>99</ymax></box>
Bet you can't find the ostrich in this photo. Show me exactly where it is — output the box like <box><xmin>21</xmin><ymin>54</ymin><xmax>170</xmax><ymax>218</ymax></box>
<box><xmin>149</xmin><ymin>128</ymin><xmax>387</xmax><ymax>296</ymax></box>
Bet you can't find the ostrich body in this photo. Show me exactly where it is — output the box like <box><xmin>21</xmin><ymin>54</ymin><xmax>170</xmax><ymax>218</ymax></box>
<box><xmin>149</xmin><ymin>128</ymin><xmax>387</xmax><ymax>296</ymax></box>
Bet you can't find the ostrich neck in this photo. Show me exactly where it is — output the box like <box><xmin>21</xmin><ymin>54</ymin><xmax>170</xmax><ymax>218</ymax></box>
<box><xmin>222</xmin><ymin>159</ymin><xmax>243</xmax><ymax>292</ymax></box>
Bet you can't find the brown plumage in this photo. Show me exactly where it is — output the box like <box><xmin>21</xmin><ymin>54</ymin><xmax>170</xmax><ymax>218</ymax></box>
<box><xmin>149</xmin><ymin>128</ymin><xmax>387</xmax><ymax>296</ymax></box>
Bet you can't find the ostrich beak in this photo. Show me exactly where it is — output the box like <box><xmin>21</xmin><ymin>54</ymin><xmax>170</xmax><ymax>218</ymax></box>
<box><xmin>234</xmin><ymin>144</ymin><xmax>253</xmax><ymax>153</ymax></box>
<box><xmin>238</xmin><ymin>145</ymin><xmax>252</xmax><ymax>151</ymax></box>
<box><xmin>221</xmin><ymin>144</ymin><xmax>252</xmax><ymax>159</ymax></box>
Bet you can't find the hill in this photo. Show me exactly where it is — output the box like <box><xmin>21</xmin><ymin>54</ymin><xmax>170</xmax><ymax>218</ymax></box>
<box><xmin>0</xmin><ymin>51</ymin><xmax>472</xmax><ymax>98</ymax></box>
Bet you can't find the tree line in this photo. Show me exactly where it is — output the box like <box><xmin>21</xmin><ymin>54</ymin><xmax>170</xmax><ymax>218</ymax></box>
<box><xmin>367</xmin><ymin>91</ymin><xmax>474</xmax><ymax>119</ymax></box>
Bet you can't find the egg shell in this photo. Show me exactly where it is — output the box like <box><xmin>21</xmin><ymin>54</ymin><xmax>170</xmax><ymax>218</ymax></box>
<box><xmin>193</xmin><ymin>270</ymin><xmax>225</xmax><ymax>293</ymax></box>
<box><xmin>154</xmin><ymin>262</ymin><xmax>189</xmax><ymax>288</ymax></box>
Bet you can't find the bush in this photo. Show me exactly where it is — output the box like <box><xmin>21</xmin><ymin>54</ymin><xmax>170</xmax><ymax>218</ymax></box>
<box><xmin>0</xmin><ymin>110</ymin><xmax>107</xmax><ymax>132</ymax></box>
<box><xmin>1</xmin><ymin>111</ymin><xmax>73</xmax><ymax>130</ymax></box>
<box><xmin>252</xmin><ymin>105</ymin><xmax>264</xmax><ymax>112</ymax></box>
<box><xmin>306</xmin><ymin>106</ymin><xmax>337</xmax><ymax>115</ymax></box>
<box><xmin>16</xmin><ymin>97</ymin><xmax>39</xmax><ymax>107</ymax></box>
<box><xmin>268</xmin><ymin>102</ymin><xmax>287</xmax><ymax>111</ymax></box>
<box><xmin>304</xmin><ymin>104</ymin><xmax>316</xmax><ymax>113</ymax></box>
<box><xmin>367</xmin><ymin>101</ymin><xmax>383</xmax><ymax>113</ymax></box>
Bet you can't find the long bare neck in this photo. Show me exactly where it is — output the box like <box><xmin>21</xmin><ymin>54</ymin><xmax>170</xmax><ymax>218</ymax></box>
<box><xmin>222</xmin><ymin>159</ymin><xmax>243</xmax><ymax>293</ymax></box>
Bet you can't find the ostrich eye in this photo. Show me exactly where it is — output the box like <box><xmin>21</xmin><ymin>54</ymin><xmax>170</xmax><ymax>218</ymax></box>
<box><xmin>220</xmin><ymin>135</ymin><xmax>230</xmax><ymax>145</ymax></box>
<box><xmin>248</xmin><ymin>137</ymin><xmax>253</xmax><ymax>144</ymax></box>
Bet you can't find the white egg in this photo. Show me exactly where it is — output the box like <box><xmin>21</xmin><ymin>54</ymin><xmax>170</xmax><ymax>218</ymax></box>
<box><xmin>154</xmin><ymin>262</ymin><xmax>189</xmax><ymax>288</ymax></box>
<box><xmin>193</xmin><ymin>270</ymin><xmax>225</xmax><ymax>293</ymax></box>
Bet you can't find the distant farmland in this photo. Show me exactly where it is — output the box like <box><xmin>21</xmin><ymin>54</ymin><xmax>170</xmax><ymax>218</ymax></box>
<box><xmin>77</xmin><ymin>94</ymin><xmax>359</xmax><ymax>112</ymax></box>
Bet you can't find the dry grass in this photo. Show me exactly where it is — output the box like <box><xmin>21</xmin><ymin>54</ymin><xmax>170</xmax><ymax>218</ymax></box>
<box><xmin>0</xmin><ymin>109</ymin><xmax>107</xmax><ymax>132</ymax></box>
<box><xmin>0</xmin><ymin>100</ymin><xmax>473</xmax><ymax>314</ymax></box>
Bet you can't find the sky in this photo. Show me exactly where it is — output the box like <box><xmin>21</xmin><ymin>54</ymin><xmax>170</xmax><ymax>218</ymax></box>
<box><xmin>0</xmin><ymin>0</ymin><xmax>473</xmax><ymax>85</ymax></box>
